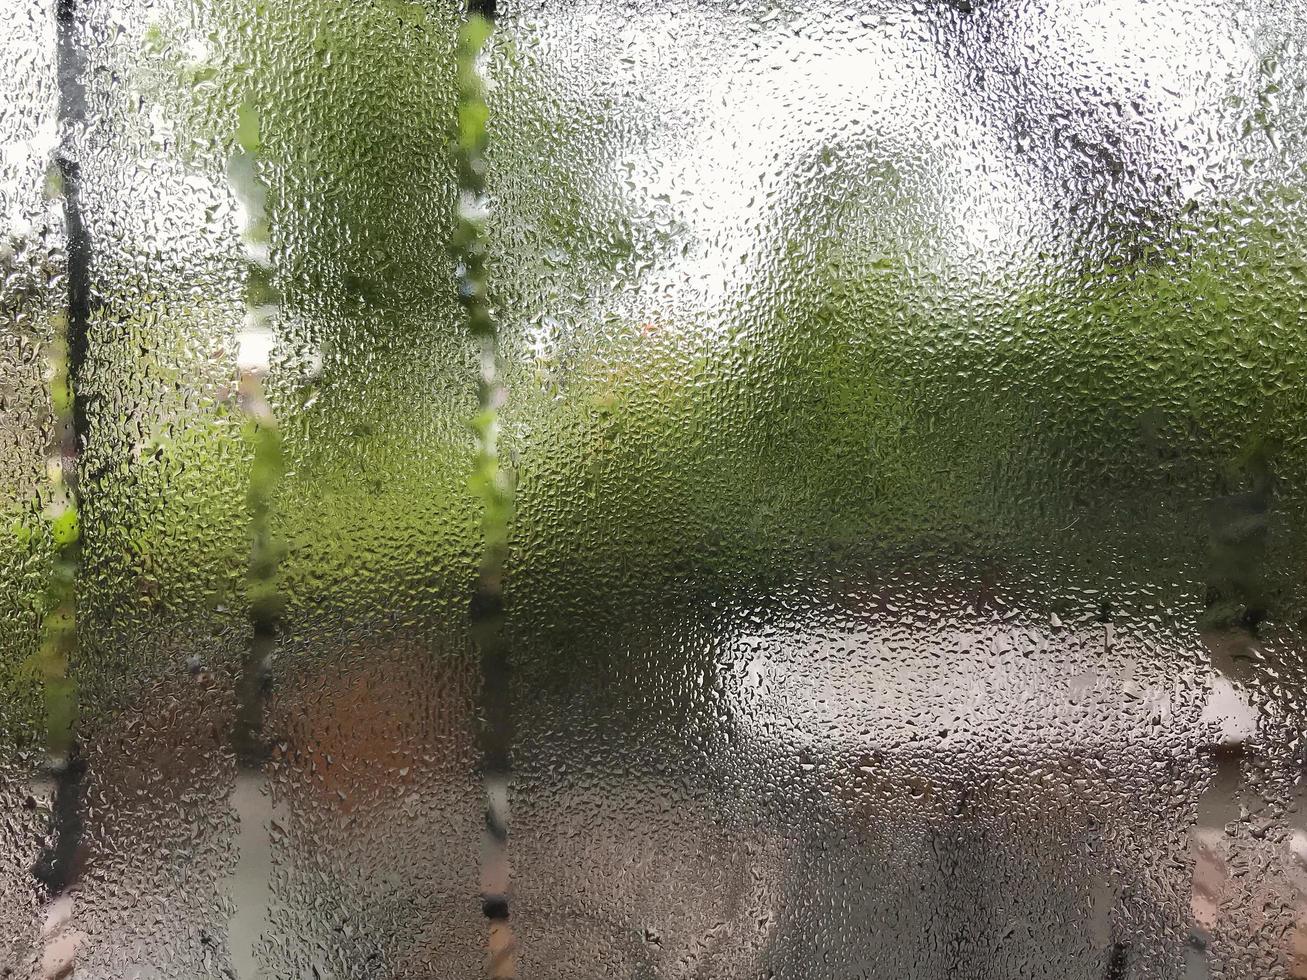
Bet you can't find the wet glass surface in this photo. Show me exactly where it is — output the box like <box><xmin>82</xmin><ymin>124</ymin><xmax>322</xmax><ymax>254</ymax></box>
<box><xmin>3</xmin><ymin>0</ymin><xmax>1307</xmax><ymax>976</ymax></box>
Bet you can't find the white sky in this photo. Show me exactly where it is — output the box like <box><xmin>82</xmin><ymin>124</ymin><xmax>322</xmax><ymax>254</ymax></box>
<box><xmin>587</xmin><ymin>0</ymin><xmax>1262</xmax><ymax>316</ymax></box>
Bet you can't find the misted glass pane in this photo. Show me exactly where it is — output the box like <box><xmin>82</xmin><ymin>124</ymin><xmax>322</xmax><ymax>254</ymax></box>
<box><xmin>2</xmin><ymin>0</ymin><xmax>1306</xmax><ymax>977</ymax></box>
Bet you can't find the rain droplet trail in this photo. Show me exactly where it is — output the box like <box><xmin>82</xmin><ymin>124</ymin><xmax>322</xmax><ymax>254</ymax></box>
<box><xmin>226</xmin><ymin>96</ymin><xmax>289</xmax><ymax>980</ymax></box>
<box><xmin>30</xmin><ymin>0</ymin><xmax>91</xmax><ymax>973</ymax></box>
<box><xmin>453</xmin><ymin>1</ymin><xmax>518</xmax><ymax>976</ymax></box>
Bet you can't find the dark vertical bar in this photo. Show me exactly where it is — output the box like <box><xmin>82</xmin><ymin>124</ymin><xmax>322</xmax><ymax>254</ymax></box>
<box><xmin>232</xmin><ymin>395</ymin><xmax>283</xmax><ymax>773</ymax></box>
<box><xmin>227</xmin><ymin>102</ymin><xmax>286</xmax><ymax>771</ymax></box>
<box><xmin>32</xmin><ymin>0</ymin><xmax>91</xmax><ymax>902</ymax></box>
<box><xmin>225</xmin><ymin>99</ymin><xmax>288</xmax><ymax>978</ymax></box>
<box><xmin>453</xmin><ymin>2</ymin><xmax>517</xmax><ymax>975</ymax></box>
<box><xmin>57</xmin><ymin>0</ymin><xmax>90</xmax><ymax>452</ymax></box>
<box><xmin>1204</xmin><ymin>442</ymin><xmax>1273</xmax><ymax>631</ymax></box>
<box><xmin>1103</xmin><ymin>940</ymin><xmax>1130</xmax><ymax>980</ymax></box>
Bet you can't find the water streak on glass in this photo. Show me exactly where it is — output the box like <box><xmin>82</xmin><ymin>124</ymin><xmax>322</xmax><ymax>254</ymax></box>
<box><xmin>28</xmin><ymin>0</ymin><xmax>91</xmax><ymax>974</ymax></box>
<box><xmin>454</xmin><ymin>2</ymin><xmax>518</xmax><ymax>976</ymax></box>
<box><xmin>226</xmin><ymin>93</ymin><xmax>288</xmax><ymax>980</ymax></box>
